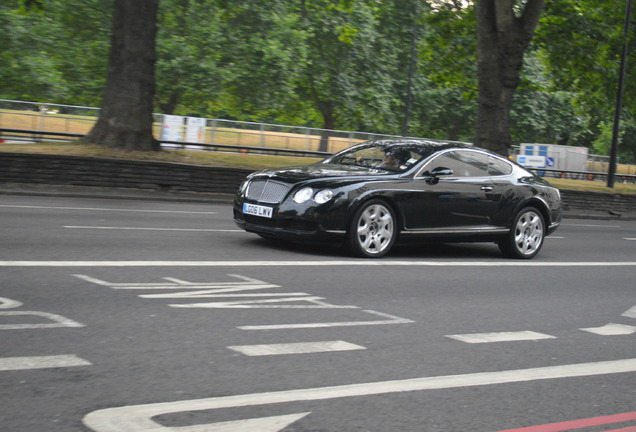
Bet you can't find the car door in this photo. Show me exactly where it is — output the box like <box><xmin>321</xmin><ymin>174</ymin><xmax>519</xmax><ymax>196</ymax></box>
<box><xmin>402</xmin><ymin>150</ymin><xmax>499</xmax><ymax>230</ymax></box>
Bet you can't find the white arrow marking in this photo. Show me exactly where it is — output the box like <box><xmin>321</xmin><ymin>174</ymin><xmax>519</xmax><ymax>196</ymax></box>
<box><xmin>83</xmin><ymin>358</ymin><xmax>636</xmax><ymax>432</ymax></box>
<box><xmin>167</xmin><ymin>413</ymin><xmax>311</xmax><ymax>432</ymax></box>
<box><xmin>0</xmin><ymin>297</ymin><xmax>23</xmax><ymax>309</ymax></box>
<box><xmin>622</xmin><ymin>305</ymin><xmax>636</xmax><ymax>319</ymax></box>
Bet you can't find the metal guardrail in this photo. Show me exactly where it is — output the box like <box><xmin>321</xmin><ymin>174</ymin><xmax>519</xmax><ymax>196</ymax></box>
<box><xmin>1</xmin><ymin>128</ymin><xmax>84</xmax><ymax>140</ymax></box>
<box><xmin>0</xmin><ymin>128</ymin><xmax>332</xmax><ymax>158</ymax></box>
<box><xmin>530</xmin><ymin>168</ymin><xmax>636</xmax><ymax>184</ymax></box>
<box><xmin>0</xmin><ymin>99</ymin><xmax>411</xmax><ymax>154</ymax></box>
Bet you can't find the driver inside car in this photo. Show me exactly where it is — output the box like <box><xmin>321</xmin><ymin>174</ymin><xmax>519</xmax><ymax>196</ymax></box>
<box><xmin>380</xmin><ymin>149</ymin><xmax>410</xmax><ymax>168</ymax></box>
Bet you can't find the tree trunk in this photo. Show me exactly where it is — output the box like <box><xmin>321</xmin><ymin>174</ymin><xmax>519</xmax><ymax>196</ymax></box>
<box><xmin>475</xmin><ymin>0</ymin><xmax>544</xmax><ymax>156</ymax></box>
<box><xmin>316</xmin><ymin>99</ymin><xmax>336</xmax><ymax>153</ymax></box>
<box><xmin>83</xmin><ymin>0</ymin><xmax>159</xmax><ymax>151</ymax></box>
<box><xmin>159</xmin><ymin>89</ymin><xmax>182</xmax><ymax>115</ymax></box>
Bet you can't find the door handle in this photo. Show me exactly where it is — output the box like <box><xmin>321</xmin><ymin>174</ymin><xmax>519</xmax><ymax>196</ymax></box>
<box><xmin>480</xmin><ymin>186</ymin><xmax>493</xmax><ymax>192</ymax></box>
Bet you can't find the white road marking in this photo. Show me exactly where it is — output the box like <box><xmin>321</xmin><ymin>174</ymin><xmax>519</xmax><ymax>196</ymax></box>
<box><xmin>3</xmin><ymin>260</ymin><xmax>636</xmax><ymax>267</ymax></box>
<box><xmin>74</xmin><ymin>273</ymin><xmax>270</xmax><ymax>289</ymax></box>
<box><xmin>238</xmin><ymin>310</ymin><xmax>414</xmax><ymax>330</ymax></box>
<box><xmin>563</xmin><ymin>223</ymin><xmax>621</xmax><ymax>228</ymax></box>
<box><xmin>0</xmin><ymin>297</ymin><xmax>23</xmax><ymax>309</ymax></box>
<box><xmin>64</xmin><ymin>226</ymin><xmax>241</xmax><ymax>232</ymax></box>
<box><xmin>623</xmin><ymin>305</ymin><xmax>636</xmax><ymax>319</ymax></box>
<box><xmin>0</xmin><ymin>204</ymin><xmax>215</xmax><ymax>214</ymax></box>
<box><xmin>149</xmin><ymin>292</ymin><xmax>311</xmax><ymax>298</ymax></box>
<box><xmin>0</xmin><ymin>311</ymin><xmax>85</xmax><ymax>330</ymax></box>
<box><xmin>625</xmin><ymin>238</ymin><xmax>636</xmax><ymax>241</ymax></box>
<box><xmin>228</xmin><ymin>341</ymin><xmax>365</xmax><ymax>356</ymax></box>
<box><xmin>83</xmin><ymin>358</ymin><xmax>636</xmax><ymax>432</ymax></box>
<box><xmin>0</xmin><ymin>355</ymin><xmax>92</xmax><ymax>371</ymax></box>
<box><xmin>170</xmin><ymin>296</ymin><xmax>357</xmax><ymax>309</ymax></box>
<box><xmin>580</xmin><ymin>323</ymin><xmax>636</xmax><ymax>335</ymax></box>
<box><xmin>74</xmin><ymin>274</ymin><xmax>411</xmax><ymax>329</ymax></box>
<box><xmin>446</xmin><ymin>331</ymin><xmax>556</xmax><ymax>343</ymax></box>
<box><xmin>164</xmin><ymin>413</ymin><xmax>312</xmax><ymax>432</ymax></box>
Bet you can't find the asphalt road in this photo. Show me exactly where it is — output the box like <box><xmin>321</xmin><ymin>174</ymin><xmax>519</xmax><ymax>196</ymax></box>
<box><xmin>1</xmin><ymin>194</ymin><xmax>635</xmax><ymax>432</ymax></box>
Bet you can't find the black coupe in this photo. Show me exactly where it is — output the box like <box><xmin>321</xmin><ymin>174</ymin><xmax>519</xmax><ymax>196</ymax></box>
<box><xmin>233</xmin><ymin>139</ymin><xmax>562</xmax><ymax>258</ymax></box>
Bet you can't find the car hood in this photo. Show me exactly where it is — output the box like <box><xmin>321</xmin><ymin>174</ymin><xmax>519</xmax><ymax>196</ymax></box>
<box><xmin>252</xmin><ymin>163</ymin><xmax>390</xmax><ymax>183</ymax></box>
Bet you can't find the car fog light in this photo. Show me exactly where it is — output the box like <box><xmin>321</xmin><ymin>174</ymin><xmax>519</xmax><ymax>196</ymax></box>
<box><xmin>293</xmin><ymin>187</ymin><xmax>314</xmax><ymax>203</ymax></box>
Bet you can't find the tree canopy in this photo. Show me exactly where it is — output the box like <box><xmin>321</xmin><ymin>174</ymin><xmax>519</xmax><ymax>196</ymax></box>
<box><xmin>1</xmin><ymin>0</ymin><xmax>635</xmax><ymax>162</ymax></box>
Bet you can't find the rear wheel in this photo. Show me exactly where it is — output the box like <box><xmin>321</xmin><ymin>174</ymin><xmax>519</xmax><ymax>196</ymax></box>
<box><xmin>498</xmin><ymin>207</ymin><xmax>545</xmax><ymax>259</ymax></box>
<box><xmin>347</xmin><ymin>200</ymin><xmax>397</xmax><ymax>258</ymax></box>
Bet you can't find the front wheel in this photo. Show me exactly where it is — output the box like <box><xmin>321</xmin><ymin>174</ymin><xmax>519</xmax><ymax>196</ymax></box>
<box><xmin>347</xmin><ymin>200</ymin><xmax>397</xmax><ymax>258</ymax></box>
<box><xmin>498</xmin><ymin>207</ymin><xmax>545</xmax><ymax>259</ymax></box>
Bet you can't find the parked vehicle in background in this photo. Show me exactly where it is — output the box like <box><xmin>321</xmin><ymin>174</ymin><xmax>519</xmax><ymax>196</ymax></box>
<box><xmin>233</xmin><ymin>139</ymin><xmax>563</xmax><ymax>258</ymax></box>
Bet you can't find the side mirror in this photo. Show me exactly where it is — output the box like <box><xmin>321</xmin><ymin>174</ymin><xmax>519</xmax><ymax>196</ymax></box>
<box><xmin>431</xmin><ymin>167</ymin><xmax>454</xmax><ymax>176</ymax></box>
<box><xmin>423</xmin><ymin>167</ymin><xmax>453</xmax><ymax>184</ymax></box>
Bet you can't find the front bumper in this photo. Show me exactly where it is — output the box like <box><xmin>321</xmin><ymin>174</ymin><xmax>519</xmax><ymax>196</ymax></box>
<box><xmin>233</xmin><ymin>206</ymin><xmax>346</xmax><ymax>244</ymax></box>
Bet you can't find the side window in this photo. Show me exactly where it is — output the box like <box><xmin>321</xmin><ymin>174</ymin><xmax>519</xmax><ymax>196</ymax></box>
<box><xmin>488</xmin><ymin>156</ymin><xmax>513</xmax><ymax>176</ymax></box>
<box><xmin>422</xmin><ymin>151</ymin><xmax>488</xmax><ymax>177</ymax></box>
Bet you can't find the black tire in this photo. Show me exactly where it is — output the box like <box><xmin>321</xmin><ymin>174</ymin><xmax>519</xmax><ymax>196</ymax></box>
<box><xmin>347</xmin><ymin>199</ymin><xmax>397</xmax><ymax>258</ymax></box>
<box><xmin>498</xmin><ymin>207</ymin><xmax>545</xmax><ymax>259</ymax></box>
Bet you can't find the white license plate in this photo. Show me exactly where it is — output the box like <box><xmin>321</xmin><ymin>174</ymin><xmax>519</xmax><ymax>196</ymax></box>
<box><xmin>242</xmin><ymin>203</ymin><xmax>273</xmax><ymax>218</ymax></box>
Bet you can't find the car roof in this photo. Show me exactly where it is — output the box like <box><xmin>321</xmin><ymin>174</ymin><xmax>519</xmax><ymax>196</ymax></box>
<box><xmin>366</xmin><ymin>139</ymin><xmax>493</xmax><ymax>155</ymax></box>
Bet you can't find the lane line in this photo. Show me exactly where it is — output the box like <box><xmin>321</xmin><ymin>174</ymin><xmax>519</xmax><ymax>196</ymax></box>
<box><xmin>580</xmin><ymin>323</ymin><xmax>636</xmax><ymax>335</ymax></box>
<box><xmin>0</xmin><ymin>204</ymin><xmax>215</xmax><ymax>214</ymax></box>
<box><xmin>64</xmin><ymin>226</ymin><xmax>242</xmax><ymax>232</ymax></box>
<box><xmin>2</xmin><ymin>260</ymin><xmax>636</xmax><ymax>267</ymax></box>
<box><xmin>0</xmin><ymin>355</ymin><xmax>92</xmax><ymax>371</ymax></box>
<box><xmin>83</xmin><ymin>358</ymin><xmax>636</xmax><ymax>432</ymax></box>
<box><xmin>446</xmin><ymin>331</ymin><xmax>556</xmax><ymax>343</ymax></box>
<box><xmin>228</xmin><ymin>341</ymin><xmax>366</xmax><ymax>356</ymax></box>
<box><xmin>563</xmin><ymin>223</ymin><xmax>621</xmax><ymax>228</ymax></box>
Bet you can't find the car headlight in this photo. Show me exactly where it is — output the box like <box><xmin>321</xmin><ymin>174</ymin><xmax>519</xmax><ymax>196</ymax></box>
<box><xmin>293</xmin><ymin>187</ymin><xmax>314</xmax><ymax>203</ymax></box>
<box><xmin>239</xmin><ymin>180</ymin><xmax>250</xmax><ymax>194</ymax></box>
<box><xmin>314</xmin><ymin>189</ymin><xmax>334</xmax><ymax>204</ymax></box>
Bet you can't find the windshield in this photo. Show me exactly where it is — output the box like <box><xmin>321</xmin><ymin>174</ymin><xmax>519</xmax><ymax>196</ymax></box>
<box><xmin>323</xmin><ymin>140</ymin><xmax>438</xmax><ymax>173</ymax></box>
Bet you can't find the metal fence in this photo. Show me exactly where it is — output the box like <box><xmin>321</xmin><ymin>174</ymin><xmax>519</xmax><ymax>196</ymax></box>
<box><xmin>1</xmin><ymin>98</ymin><xmax>635</xmax><ymax>183</ymax></box>
<box><xmin>0</xmin><ymin>99</ymin><xmax>416</xmax><ymax>156</ymax></box>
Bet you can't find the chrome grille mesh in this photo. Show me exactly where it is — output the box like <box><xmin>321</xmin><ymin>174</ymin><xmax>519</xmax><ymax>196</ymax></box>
<box><xmin>246</xmin><ymin>179</ymin><xmax>291</xmax><ymax>204</ymax></box>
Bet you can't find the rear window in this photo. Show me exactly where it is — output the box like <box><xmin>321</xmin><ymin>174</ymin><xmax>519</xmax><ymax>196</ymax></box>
<box><xmin>488</xmin><ymin>156</ymin><xmax>513</xmax><ymax>176</ymax></box>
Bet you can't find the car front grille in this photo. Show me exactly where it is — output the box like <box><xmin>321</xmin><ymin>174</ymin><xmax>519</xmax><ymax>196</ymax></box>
<box><xmin>246</xmin><ymin>179</ymin><xmax>291</xmax><ymax>204</ymax></box>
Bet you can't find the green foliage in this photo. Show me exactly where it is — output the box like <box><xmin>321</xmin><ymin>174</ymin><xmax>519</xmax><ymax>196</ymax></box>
<box><xmin>2</xmin><ymin>0</ymin><xmax>635</xmax><ymax>162</ymax></box>
<box><xmin>592</xmin><ymin>121</ymin><xmax>615</xmax><ymax>155</ymax></box>
<box><xmin>534</xmin><ymin>0</ymin><xmax>636</xmax><ymax>160</ymax></box>
<box><xmin>0</xmin><ymin>0</ymin><xmax>111</xmax><ymax>105</ymax></box>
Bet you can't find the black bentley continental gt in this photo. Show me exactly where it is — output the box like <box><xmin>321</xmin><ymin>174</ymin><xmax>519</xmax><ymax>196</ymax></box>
<box><xmin>233</xmin><ymin>139</ymin><xmax>562</xmax><ymax>258</ymax></box>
